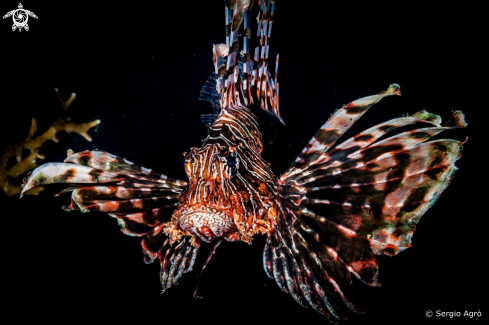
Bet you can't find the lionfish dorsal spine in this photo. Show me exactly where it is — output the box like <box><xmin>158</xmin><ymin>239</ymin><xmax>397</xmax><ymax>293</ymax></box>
<box><xmin>199</xmin><ymin>0</ymin><xmax>283</xmax><ymax>125</ymax></box>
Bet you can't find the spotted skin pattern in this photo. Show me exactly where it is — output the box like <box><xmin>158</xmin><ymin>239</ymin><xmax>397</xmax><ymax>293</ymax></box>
<box><xmin>20</xmin><ymin>0</ymin><xmax>466</xmax><ymax>322</ymax></box>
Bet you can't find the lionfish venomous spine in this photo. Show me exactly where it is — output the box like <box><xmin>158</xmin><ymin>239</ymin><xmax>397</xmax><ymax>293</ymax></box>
<box><xmin>20</xmin><ymin>0</ymin><xmax>466</xmax><ymax>322</ymax></box>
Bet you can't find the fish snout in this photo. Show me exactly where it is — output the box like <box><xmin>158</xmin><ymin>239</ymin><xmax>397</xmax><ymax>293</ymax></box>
<box><xmin>178</xmin><ymin>204</ymin><xmax>233</xmax><ymax>242</ymax></box>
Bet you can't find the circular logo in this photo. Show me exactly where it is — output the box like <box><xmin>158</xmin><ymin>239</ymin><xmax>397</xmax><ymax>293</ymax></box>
<box><xmin>426</xmin><ymin>310</ymin><xmax>433</xmax><ymax>317</ymax></box>
<box><xmin>13</xmin><ymin>9</ymin><xmax>28</xmax><ymax>27</ymax></box>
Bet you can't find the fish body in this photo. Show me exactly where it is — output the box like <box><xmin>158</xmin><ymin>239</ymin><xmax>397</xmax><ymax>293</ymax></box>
<box><xmin>20</xmin><ymin>1</ymin><xmax>467</xmax><ymax>322</ymax></box>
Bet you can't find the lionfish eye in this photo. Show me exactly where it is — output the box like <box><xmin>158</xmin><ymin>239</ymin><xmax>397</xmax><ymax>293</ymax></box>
<box><xmin>218</xmin><ymin>147</ymin><xmax>239</xmax><ymax>179</ymax></box>
<box><xmin>226</xmin><ymin>155</ymin><xmax>237</xmax><ymax>168</ymax></box>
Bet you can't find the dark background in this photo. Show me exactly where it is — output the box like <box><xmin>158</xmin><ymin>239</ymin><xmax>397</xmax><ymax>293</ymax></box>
<box><xmin>0</xmin><ymin>1</ymin><xmax>482</xmax><ymax>324</ymax></box>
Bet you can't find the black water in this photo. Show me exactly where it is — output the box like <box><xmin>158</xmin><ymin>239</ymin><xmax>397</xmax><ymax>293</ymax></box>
<box><xmin>0</xmin><ymin>1</ymin><xmax>481</xmax><ymax>324</ymax></box>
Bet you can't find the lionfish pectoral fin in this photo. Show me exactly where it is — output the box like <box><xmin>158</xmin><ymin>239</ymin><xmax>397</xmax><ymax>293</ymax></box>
<box><xmin>270</xmin><ymin>86</ymin><xmax>467</xmax><ymax>319</ymax></box>
<box><xmin>265</xmin><ymin>214</ymin><xmax>362</xmax><ymax>322</ymax></box>
<box><xmin>20</xmin><ymin>150</ymin><xmax>190</xmax><ymax>284</ymax></box>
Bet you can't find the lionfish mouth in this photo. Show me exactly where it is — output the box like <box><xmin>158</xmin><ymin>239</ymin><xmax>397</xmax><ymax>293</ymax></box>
<box><xmin>178</xmin><ymin>204</ymin><xmax>234</xmax><ymax>243</ymax></box>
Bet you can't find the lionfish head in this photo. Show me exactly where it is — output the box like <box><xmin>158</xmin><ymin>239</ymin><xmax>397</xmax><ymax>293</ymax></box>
<box><xmin>166</xmin><ymin>108</ymin><xmax>278</xmax><ymax>245</ymax></box>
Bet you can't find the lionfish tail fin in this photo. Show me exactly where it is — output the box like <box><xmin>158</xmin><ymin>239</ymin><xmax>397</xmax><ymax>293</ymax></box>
<box><xmin>20</xmin><ymin>150</ymin><xmax>198</xmax><ymax>291</ymax></box>
<box><xmin>199</xmin><ymin>0</ymin><xmax>283</xmax><ymax>124</ymax></box>
<box><xmin>268</xmin><ymin>85</ymin><xmax>467</xmax><ymax>319</ymax></box>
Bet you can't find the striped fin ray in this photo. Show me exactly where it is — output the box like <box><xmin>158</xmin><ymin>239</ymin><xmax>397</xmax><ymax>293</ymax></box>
<box><xmin>279</xmin><ymin>104</ymin><xmax>466</xmax><ymax>257</ymax></box>
<box><xmin>284</xmin><ymin>110</ymin><xmax>445</xmax><ymax>182</ymax></box>
<box><xmin>282</xmin><ymin>84</ymin><xmax>402</xmax><ymax>181</ymax></box>
<box><xmin>263</xmin><ymin>198</ymin><xmax>384</xmax><ymax>321</ymax></box>
<box><xmin>264</xmin><ymin>206</ymin><xmax>371</xmax><ymax>322</ymax></box>
<box><xmin>64</xmin><ymin>193</ymin><xmax>178</xmax><ymax>215</ymax></box>
<box><xmin>159</xmin><ymin>238</ymin><xmax>200</xmax><ymax>293</ymax></box>
<box><xmin>64</xmin><ymin>150</ymin><xmax>186</xmax><ymax>187</ymax></box>
<box><xmin>20</xmin><ymin>163</ymin><xmax>123</xmax><ymax>195</ymax></box>
<box><xmin>20</xmin><ymin>150</ymin><xmax>189</xmax><ymax>270</ymax></box>
<box><xmin>283</xmin><ymin>137</ymin><xmax>465</xmax><ymax>254</ymax></box>
<box><xmin>219</xmin><ymin>0</ymin><xmax>249</xmax><ymax>110</ymax></box>
<box><xmin>56</xmin><ymin>185</ymin><xmax>180</xmax><ymax>200</ymax></box>
<box><xmin>200</xmin><ymin>0</ymin><xmax>283</xmax><ymax>124</ymax></box>
<box><xmin>289</xmin><ymin>112</ymin><xmax>467</xmax><ymax>185</ymax></box>
<box><xmin>251</xmin><ymin>0</ymin><xmax>283</xmax><ymax>123</ymax></box>
<box><xmin>275</xmin><ymin>85</ymin><xmax>467</xmax><ymax>318</ymax></box>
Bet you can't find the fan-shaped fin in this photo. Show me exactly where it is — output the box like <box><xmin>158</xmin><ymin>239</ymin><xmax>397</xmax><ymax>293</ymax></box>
<box><xmin>19</xmin><ymin>150</ymin><xmax>195</xmax><ymax>291</ymax></box>
<box><xmin>274</xmin><ymin>85</ymin><xmax>467</xmax><ymax>319</ymax></box>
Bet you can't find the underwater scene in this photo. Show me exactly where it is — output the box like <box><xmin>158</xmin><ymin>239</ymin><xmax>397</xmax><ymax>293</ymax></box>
<box><xmin>1</xmin><ymin>1</ymin><xmax>481</xmax><ymax>324</ymax></box>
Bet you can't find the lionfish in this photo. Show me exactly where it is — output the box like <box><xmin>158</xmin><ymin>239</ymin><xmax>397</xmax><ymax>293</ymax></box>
<box><xmin>20</xmin><ymin>0</ymin><xmax>467</xmax><ymax>322</ymax></box>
